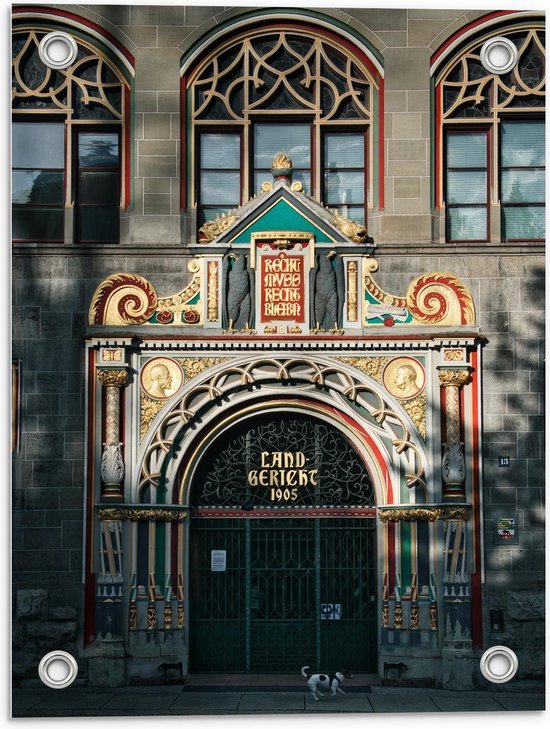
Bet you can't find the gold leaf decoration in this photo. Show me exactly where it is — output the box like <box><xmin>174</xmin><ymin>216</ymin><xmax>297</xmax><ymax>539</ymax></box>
<box><xmin>140</xmin><ymin>394</ymin><xmax>165</xmax><ymax>441</ymax></box>
<box><xmin>330</xmin><ymin>210</ymin><xmax>368</xmax><ymax>243</ymax></box>
<box><xmin>402</xmin><ymin>392</ymin><xmax>426</xmax><ymax>440</ymax></box>
<box><xmin>337</xmin><ymin>356</ymin><xmax>391</xmax><ymax>383</ymax></box>
<box><xmin>198</xmin><ymin>213</ymin><xmax>239</xmax><ymax>242</ymax></box>
<box><xmin>378</xmin><ymin>506</ymin><xmax>470</xmax><ymax>522</ymax></box>
<box><xmin>174</xmin><ymin>357</ymin><xmax>230</xmax><ymax>381</ymax></box>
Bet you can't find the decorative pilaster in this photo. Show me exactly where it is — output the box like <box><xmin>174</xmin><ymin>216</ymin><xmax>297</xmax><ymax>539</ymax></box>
<box><xmin>429</xmin><ymin>574</ymin><xmax>438</xmax><ymax>631</ymax></box>
<box><xmin>437</xmin><ymin>366</ymin><xmax>472</xmax><ymax>501</ymax></box>
<box><xmin>164</xmin><ymin>575</ymin><xmax>173</xmax><ymax>629</ymax></box>
<box><xmin>441</xmin><ymin>518</ymin><xmax>474</xmax><ymax>689</ymax></box>
<box><xmin>410</xmin><ymin>574</ymin><xmax>420</xmax><ymax>630</ymax></box>
<box><xmin>207</xmin><ymin>260</ymin><xmax>219</xmax><ymax>322</ymax></box>
<box><xmin>393</xmin><ymin>574</ymin><xmax>403</xmax><ymax>629</ymax></box>
<box><xmin>147</xmin><ymin>573</ymin><xmax>156</xmax><ymax>630</ymax></box>
<box><xmin>382</xmin><ymin>574</ymin><xmax>389</xmax><ymax>629</ymax></box>
<box><xmin>347</xmin><ymin>260</ymin><xmax>358</xmax><ymax>322</ymax></box>
<box><xmin>176</xmin><ymin>574</ymin><xmax>185</xmax><ymax>629</ymax></box>
<box><xmin>128</xmin><ymin>575</ymin><xmax>137</xmax><ymax>630</ymax></box>
<box><xmin>96</xmin><ymin>520</ymin><xmax>124</xmax><ymax>640</ymax></box>
<box><xmin>97</xmin><ymin>368</ymin><xmax>129</xmax><ymax>502</ymax></box>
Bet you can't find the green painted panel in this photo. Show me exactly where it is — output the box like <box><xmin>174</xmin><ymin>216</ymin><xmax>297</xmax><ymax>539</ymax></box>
<box><xmin>400</xmin><ymin>521</ymin><xmax>412</xmax><ymax>593</ymax></box>
<box><xmin>364</xmin><ymin>289</ymin><xmax>413</xmax><ymax>324</ymax></box>
<box><xmin>230</xmin><ymin>199</ymin><xmax>335</xmax><ymax>244</ymax></box>
<box><xmin>155</xmin><ymin>522</ymin><xmax>165</xmax><ymax>587</ymax></box>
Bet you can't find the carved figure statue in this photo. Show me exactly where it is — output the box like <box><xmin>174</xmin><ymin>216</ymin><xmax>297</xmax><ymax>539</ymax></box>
<box><xmin>310</xmin><ymin>252</ymin><xmax>345</xmax><ymax>333</ymax></box>
<box><xmin>222</xmin><ymin>252</ymin><xmax>255</xmax><ymax>333</ymax></box>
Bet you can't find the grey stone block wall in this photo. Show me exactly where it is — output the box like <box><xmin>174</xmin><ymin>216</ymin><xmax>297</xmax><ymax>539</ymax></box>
<box><xmin>12</xmin><ymin>5</ymin><xmax>545</xmax><ymax>682</ymax></box>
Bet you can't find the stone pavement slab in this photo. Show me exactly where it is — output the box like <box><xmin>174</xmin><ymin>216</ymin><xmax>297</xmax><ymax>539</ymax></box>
<box><xmin>431</xmin><ymin>696</ymin><xmax>506</xmax><ymax>712</ymax></box>
<box><xmin>238</xmin><ymin>691</ymin><xmax>305</xmax><ymax>712</ymax></box>
<box><xmin>27</xmin><ymin>690</ymin><xmax>116</xmax><ymax>711</ymax></box>
<box><xmin>101</xmin><ymin>691</ymin><xmax>180</xmax><ymax>712</ymax></box>
<box><xmin>304</xmin><ymin>693</ymin><xmax>374</xmax><ymax>712</ymax></box>
<box><xmin>493</xmin><ymin>695</ymin><xmax>545</xmax><ymax>711</ymax></box>
<box><xmin>11</xmin><ymin>690</ymin><xmax>51</xmax><ymax>710</ymax></box>
<box><xmin>369</xmin><ymin>696</ymin><xmax>440</xmax><ymax>712</ymax></box>
<box><xmin>170</xmin><ymin>692</ymin><xmax>242</xmax><ymax>713</ymax></box>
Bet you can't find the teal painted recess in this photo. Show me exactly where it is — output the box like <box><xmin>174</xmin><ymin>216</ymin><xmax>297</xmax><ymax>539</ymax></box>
<box><xmin>230</xmin><ymin>199</ymin><xmax>336</xmax><ymax>244</ymax></box>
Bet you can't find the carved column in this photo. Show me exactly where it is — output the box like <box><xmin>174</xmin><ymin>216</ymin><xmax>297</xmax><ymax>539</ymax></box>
<box><xmin>437</xmin><ymin>366</ymin><xmax>474</xmax><ymax>688</ymax></box>
<box><xmin>97</xmin><ymin>368</ymin><xmax>129</xmax><ymax>502</ymax></box>
<box><xmin>96</xmin><ymin>519</ymin><xmax>124</xmax><ymax>640</ymax></box>
<box><xmin>437</xmin><ymin>366</ymin><xmax>472</xmax><ymax>501</ymax></box>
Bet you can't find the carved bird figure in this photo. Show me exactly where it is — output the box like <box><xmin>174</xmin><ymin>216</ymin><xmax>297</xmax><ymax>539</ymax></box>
<box><xmin>224</xmin><ymin>253</ymin><xmax>253</xmax><ymax>333</ymax></box>
<box><xmin>310</xmin><ymin>252</ymin><xmax>344</xmax><ymax>333</ymax></box>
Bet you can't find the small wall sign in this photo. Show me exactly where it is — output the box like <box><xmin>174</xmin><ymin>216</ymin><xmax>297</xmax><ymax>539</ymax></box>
<box><xmin>495</xmin><ymin>516</ymin><xmax>518</xmax><ymax>545</ymax></box>
<box><xmin>211</xmin><ymin>550</ymin><xmax>227</xmax><ymax>572</ymax></box>
<box><xmin>321</xmin><ymin>603</ymin><xmax>341</xmax><ymax>620</ymax></box>
<box><xmin>498</xmin><ymin>456</ymin><xmax>511</xmax><ymax>467</ymax></box>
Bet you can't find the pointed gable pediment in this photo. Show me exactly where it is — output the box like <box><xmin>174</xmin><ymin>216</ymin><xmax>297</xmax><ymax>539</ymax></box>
<box><xmin>198</xmin><ymin>178</ymin><xmax>369</xmax><ymax>247</ymax></box>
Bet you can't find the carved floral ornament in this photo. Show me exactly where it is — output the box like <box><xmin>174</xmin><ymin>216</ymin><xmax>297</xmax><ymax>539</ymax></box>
<box><xmin>88</xmin><ymin>269</ymin><xmax>476</xmax><ymax>328</ymax></box>
<box><xmin>378</xmin><ymin>506</ymin><xmax>471</xmax><ymax>522</ymax></box>
<box><xmin>97</xmin><ymin>507</ymin><xmax>188</xmax><ymax>522</ymax></box>
<box><xmin>438</xmin><ymin>368</ymin><xmax>473</xmax><ymax>388</ymax></box>
<box><xmin>97</xmin><ymin>368</ymin><xmax>129</xmax><ymax>388</ymax></box>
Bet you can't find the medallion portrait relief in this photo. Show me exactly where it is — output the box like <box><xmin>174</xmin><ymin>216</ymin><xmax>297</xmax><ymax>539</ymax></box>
<box><xmin>141</xmin><ymin>358</ymin><xmax>183</xmax><ymax>400</ymax></box>
<box><xmin>383</xmin><ymin>357</ymin><xmax>425</xmax><ymax>400</ymax></box>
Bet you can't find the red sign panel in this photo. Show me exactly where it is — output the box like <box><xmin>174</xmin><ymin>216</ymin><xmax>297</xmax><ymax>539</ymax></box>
<box><xmin>260</xmin><ymin>253</ymin><xmax>305</xmax><ymax>323</ymax></box>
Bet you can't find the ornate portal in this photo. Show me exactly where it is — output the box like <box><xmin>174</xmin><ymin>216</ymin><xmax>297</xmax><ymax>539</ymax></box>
<box><xmin>84</xmin><ymin>149</ymin><xmax>481</xmax><ymax>685</ymax></box>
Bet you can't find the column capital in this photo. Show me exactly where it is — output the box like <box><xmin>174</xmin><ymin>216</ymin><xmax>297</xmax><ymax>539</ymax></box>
<box><xmin>97</xmin><ymin>368</ymin><xmax>129</xmax><ymax>388</ymax></box>
<box><xmin>437</xmin><ymin>365</ymin><xmax>472</xmax><ymax>388</ymax></box>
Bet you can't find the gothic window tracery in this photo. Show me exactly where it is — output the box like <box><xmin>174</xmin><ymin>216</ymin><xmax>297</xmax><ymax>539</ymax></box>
<box><xmin>435</xmin><ymin>22</ymin><xmax>545</xmax><ymax>243</ymax></box>
<box><xmin>184</xmin><ymin>24</ymin><xmax>381</xmax><ymax>228</ymax></box>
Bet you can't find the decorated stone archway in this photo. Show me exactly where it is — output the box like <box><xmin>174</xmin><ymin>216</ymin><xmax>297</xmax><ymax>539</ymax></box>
<box><xmin>84</xmin><ymin>147</ymin><xmax>481</xmax><ymax>685</ymax></box>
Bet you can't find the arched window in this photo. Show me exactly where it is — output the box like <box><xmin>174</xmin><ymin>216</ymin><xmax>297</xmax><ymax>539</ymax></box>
<box><xmin>12</xmin><ymin>10</ymin><xmax>133</xmax><ymax>244</ymax></box>
<box><xmin>433</xmin><ymin>15</ymin><xmax>545</xmax><ymax>243</ymax></box>
<box><xmin>181</xmin><ymin>20</ymin><xmax>383</xmax><ymax>233</ymax></box>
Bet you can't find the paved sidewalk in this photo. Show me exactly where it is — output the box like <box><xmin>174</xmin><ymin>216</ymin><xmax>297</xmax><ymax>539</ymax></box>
<box><xmin>11</xmin><ymin>685</ymin><xmax>545</xmax><ymax>717</ymax></box>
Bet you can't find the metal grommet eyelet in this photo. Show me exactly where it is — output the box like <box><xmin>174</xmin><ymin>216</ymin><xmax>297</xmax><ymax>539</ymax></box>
<box><xmin>38</xmin><ymin>651</ymin><xmax>78</xmax><ymax>689</ymax></box>
<box><xmin>480</xmin><ymin>36</ymin><xmax>518</xmax><ymax>75</ymax></box>
<box><xmin>38</xmin><ymin>32</ymin><xmax>78</xmax><ymax>70</ymax></box>
<box><xmin>480</xmin><ymin>646</ymin><xmax>518</xmax><ymax>684</ymax></box>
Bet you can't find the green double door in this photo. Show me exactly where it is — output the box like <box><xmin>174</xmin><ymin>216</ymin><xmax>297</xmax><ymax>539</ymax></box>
<box><xmin>189</xmin><ymin>516</ymin><xmax>376</xmax><ymax>673</ymax></box>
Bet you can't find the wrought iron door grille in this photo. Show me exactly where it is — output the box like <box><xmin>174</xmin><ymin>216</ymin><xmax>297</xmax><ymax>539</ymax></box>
<box><xmin>191</xmin><ymin>414</ymin><xmax>375</xmax><ymax>508</ymax></box>
<box><xmin>189</xmin><ymin>517</ymin><xmax>376</xmax><ymax>673</ymax></box>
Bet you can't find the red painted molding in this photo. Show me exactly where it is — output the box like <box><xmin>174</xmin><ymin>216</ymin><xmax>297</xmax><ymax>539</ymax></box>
<box><xmin>469</xmin><ymin>349</ymin><xmax>483</xmax><ymax>648</ymax></box>
<box><xmin>84</xmin><ymin>348</ymin><xmax>97</xmax><ymax>647</ymax></box>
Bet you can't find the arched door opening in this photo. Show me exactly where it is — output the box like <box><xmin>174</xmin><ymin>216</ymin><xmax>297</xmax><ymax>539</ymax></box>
<box><xmin>187</xmin><ymin>411</ymin><xmax>378</xmax><ymax>673</ymax></box>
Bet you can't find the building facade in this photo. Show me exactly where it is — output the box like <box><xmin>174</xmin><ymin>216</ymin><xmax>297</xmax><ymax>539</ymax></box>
<box><xmin>12</xmin><ymin>5</ymin><xmax>545</xmax><ymax>690</ymax></box>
